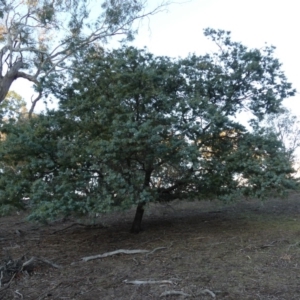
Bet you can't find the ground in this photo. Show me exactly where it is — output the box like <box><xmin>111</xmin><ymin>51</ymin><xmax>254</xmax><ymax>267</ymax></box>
<box><xmin>1</xmin><ymin>194</ymin><xmax>300</xmax><ymax>299</ymax></box>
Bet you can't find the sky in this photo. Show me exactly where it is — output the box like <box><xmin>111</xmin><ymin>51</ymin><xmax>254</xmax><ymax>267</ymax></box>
<box><xmin>130</xmin><ymin>0</ymin><xmax>299</xmax><ymax>113</ymax></box>
<box><xmin>11</xmin><ymin>0</ymin><xmax>300</xmax><ymax>116</ymax></box>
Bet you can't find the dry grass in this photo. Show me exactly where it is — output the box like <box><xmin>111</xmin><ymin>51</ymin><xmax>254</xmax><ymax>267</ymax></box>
<box><xmin>1</xmin><ymin>193</ymin><xmax>300</xmax><ymax>299</ymax></box>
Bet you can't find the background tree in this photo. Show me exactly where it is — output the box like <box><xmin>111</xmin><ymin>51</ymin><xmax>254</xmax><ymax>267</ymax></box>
<box><xmin>260</xmin><ymin>108</ymin><xmax>300</xmax><ymax>177</ymax></box>
<box><xmin>0</xmin><ymin>30</ymin><xmax>297</xmax><ymax>231</ymax></box>
<box><xmin>0</xmin><ymin>0</ymin><xmax>170</xmax><ymax>115</ymax></box>
<box><xmin>262</xmin><ymin>109</ymin><xmax>300</xmax><ymax>160</ymax></box>
<box><xmin>0</xmin><ymin>90</ymin><xmax>27</xmax><ymax>120</ymax></box>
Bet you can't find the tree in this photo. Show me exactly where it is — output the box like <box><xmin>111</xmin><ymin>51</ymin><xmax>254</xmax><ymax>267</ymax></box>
<box><xmin>0</xmin><ymin>90</ymin><xmax>27</xmax><ymax>120</ymax></box>
<box><xmin>259</xmin><ymin>108</ymin><xmax>300</xmax><ymax>177</ymax></box>
<box><xmin>0</xmin><ymin>0</ymin><xmax>170</xmax><ymax>115</ymax></box>
<box><xmin>0</xmin><ymin>29</ymin><xmax>297</xmax><ymax>231</ymax></box>
<box><xmin>262</xmin><ymin>108</ymin><xmax>300</xmax><ymax>160</ymax></box>
<box><xmin>0</xmin><ymin>90</ymin><xmax>27</xmax><ymax>143</ymax></box>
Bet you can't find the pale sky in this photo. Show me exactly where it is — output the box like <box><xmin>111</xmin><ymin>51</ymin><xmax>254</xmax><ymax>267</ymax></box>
<box><xmin>12</xmin><ymin>0</ymin><xmax>300</xmax><ymax>116</ymax></box>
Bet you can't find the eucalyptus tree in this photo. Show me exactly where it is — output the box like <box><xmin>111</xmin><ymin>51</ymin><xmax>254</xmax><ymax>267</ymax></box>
<box><xmin>262</xmin><ymin>109</ymin><xmax>300</xmax><ymax>162</ymax></box>
<box><xmin>0</xmin><ymin>0</ymin><xmax>170</xmax><ymax>115</ymax></box>
<box><xmin>0</xmin><ymin>29</ymin><xmax>297</xmax><ymax>231</ymax></box>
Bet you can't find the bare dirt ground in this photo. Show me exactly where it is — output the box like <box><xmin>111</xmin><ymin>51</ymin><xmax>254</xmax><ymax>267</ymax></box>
<box><xmin>1</xmin><ymin>193</ymin><xmax>300</xmax><ymax>299</ymax></box>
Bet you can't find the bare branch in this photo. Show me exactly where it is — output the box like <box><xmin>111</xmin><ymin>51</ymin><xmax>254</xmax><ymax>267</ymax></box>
<box><xmin>0</xmin><ymin>0</ymin><xmax>174</xmax><ymax>106</ymax></box>
<box><xmin>80</xmin><ymin>249</ymin><xmax>150</xmax><ymax>262</ymax></box>
<box><xmin>28</xmin><ymin>91</ymin><xmax>42</xmax><ymax>118</ymax></box>
<box><xmin>77</xmin><ymin>245</ymin><xmax>167</xmax><ymax>263</ymax></box>
<box><xmin>16</xmin><ymin>71</ymin><xmax>38</xmax><ymax>84</ymax></box>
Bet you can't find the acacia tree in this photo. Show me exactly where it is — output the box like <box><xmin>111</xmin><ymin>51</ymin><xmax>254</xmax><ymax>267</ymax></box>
<box><xmin>0</xmin><ymin>0</ymin><xmax>170</xmax><ymax>115</ymax></box>
<box><xmin>0</xmin><ymin>29</ymin><xmax>297</xmax><ymax>232</ymax></box>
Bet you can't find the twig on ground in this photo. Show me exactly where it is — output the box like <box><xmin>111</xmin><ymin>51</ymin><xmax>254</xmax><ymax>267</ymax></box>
<box><xmin>22</xmin><ymin>257</ymin><xmax>62</xmax><ymax>269</ymax></box>
<box><xmin>288</xmin><ymin>241</ymin><xmax>300</xmax><ymax>251</ymax></box>
<box><xmin>160</xmin><ymin>290</ymin><xmax>191</xmax><ymax>297</ymax></box>
<box><xmin>14</xmin><ymin>289</ymin><xmax>23</xmax><ymax>299</ymax></box>
<box><xmin>79</xmin><ymin>248</ymin><xmax>167</xmax><ymax>263</ymax></box>
<box><xmin>124</xmin><ymin>279</ymin><xmax>173</xmax><ymax>285</ymax></box>
<box><xmin>132</xmin><ymin>258</ymin><xmax>139</xmax><ymax>266</ymax></box>
<box><xmin>82</xmin><ymin>249</ymin><xmax>149</xmax><ymax>262</ymax></box>
<box><xmin>0</xmin><ymin>272</ymin><xmax>16</xmax><ymax>293</ymax></box>
<box><xmin>51</xmin><ymin>223</ymin><xmax>80</xmax><ymax>234</ymax></box>
<box><xmin>51</xmin><ymin>222</ymin><xmax>106</xmax><ymax>234</ymax></box>
<box><xmin>261</xmin><ymin>240</ymin><xmax>278</xmax><ymax>248</ymax></box>
<box><xmin>1</xmin><ymin>255</ymin><xmax>62</xmax><ymax>289</ymax></box>
<box><xmin>145</xmin><ymin>247</ymin><xmax>167</xmax><ymax>257</ymax></box>
<box><xmin>197</xmin><ymin>289</ymin><xmax>216</xmax><ymax>298</ymax></box>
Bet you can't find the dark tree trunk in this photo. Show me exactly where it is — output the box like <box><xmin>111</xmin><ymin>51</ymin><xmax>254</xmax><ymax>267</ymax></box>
<box><xmin>0</xmin><ymin>60</ymin><xmax>24</xmax><ymax>103</ymax></box>
<box><xmin>130</xmin><ymin>169</ymin><xmax>152</xmax><ymax>233</ymax></box>
<box><xmin>130</xmin><ymin>202</ymin><xmax>145</xmax><ymax>233</ymax></box>
<box><xmin>0</xmin><ymin>75</ymin><xmax>16</xmax><ymax>104</ymax></box>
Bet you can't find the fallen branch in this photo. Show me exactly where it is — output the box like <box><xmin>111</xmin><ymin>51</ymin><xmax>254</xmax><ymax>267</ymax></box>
<box><xmin>124</xmin><ymin>279</ymin><xmax>173</xmax><ymax>285</ymax></box>
<box><xmin>261</xmin><ymin>240</ymin><xmax>278</xmax><ymax>249</ymax></box>
<box><xmin>51</xmin><ymin>222</ymin><xmax>106</xmax><ymax>234</ymax></box>
<box><xmin>80</xmin><ymin>247</ymin><xmax>167</xmax><ymax>263</ymax></box>
<box><xmin>197</xmin><ymin>289</ymin><xmax>216</xmax><ymax>298</ymax></box>
<box><xmin>0</xmin><ymin>254</ymin><xmax>62</xmax><ymax>292</ymax></box>
<box><xmin>14</xmin><ymin>290</ymin><xmax>23</xmax><ymax>299</ymax></box>
<box><xmin>160</xmin><ymin>290</ymin><xmax>191</xmax><ymax>297</ymax></box>
<box><xmin>146</xmin><ymin>247</ymin><xmax>167</xmax><ymax>257</ymax></box>
<box><xmin>0</xmin><ymin>272</ymin><xmax>16</xmax><ymax>293</ymax></box>
<box><xmin>51</xmin><ymin>223</ymin><xmax>81</xmax><ymax>234</ymax></box>
<box><xmin>288</xmin><ymin>241</ymin><xmax>300</xmax><ymax>251</ymax></box>
<box><xmin>22</xmin><ymin>257</ymin><xmax>62</xmax><ymax>270</ymax></box>
<box><xmin>81</xmin><ymin>249</ymin><xmax>149</xmax><ymax>262</ymax></box>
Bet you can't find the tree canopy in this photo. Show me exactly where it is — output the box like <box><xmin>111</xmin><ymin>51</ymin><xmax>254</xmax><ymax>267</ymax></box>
<box><xmin>0</xmin><ymin>29</ymin><xmax>297</xmax><ymax>232</ymax></box>
<box><xmin>0</xmin><ymin>0</ymin><xmax>170</xmax><ymax>114</ymax></box>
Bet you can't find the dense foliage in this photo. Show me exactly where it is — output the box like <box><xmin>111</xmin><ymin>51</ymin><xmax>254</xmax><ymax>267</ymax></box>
<box><xmin>0</xmin><ymin>29</ymin><xmax>297</xmax><ymax>231</ymax></box>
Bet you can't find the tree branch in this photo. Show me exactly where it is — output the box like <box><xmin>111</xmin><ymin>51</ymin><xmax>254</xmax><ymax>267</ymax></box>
<box><xmin>28</xmin><ymin>91</ymin><xmax>42</xmax><ymax>118</ymax></box>
<box><xmin>16</xmin><ymin>71</ymin><xmax>38</xmax><ymax>84</ymax></box>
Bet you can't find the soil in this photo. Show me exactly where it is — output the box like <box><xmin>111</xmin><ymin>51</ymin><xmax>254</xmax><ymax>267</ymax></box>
<box><xmin>1</xmin><ymin>193</ymin><xmax>300</xmax><ymax>299</ymax></box>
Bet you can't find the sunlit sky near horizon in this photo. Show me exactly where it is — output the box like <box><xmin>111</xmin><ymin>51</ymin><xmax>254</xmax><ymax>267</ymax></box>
<box><xmin>11</xmin><ymin>0</ymin><xmax>300</xmax><ymax>117</ymax></box>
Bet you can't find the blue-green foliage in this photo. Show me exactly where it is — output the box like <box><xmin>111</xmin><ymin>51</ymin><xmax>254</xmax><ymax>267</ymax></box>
<box><xmin>0</xmin><ymin>29</ymin><xmax>297</xmax><ymax>220</ymax></box>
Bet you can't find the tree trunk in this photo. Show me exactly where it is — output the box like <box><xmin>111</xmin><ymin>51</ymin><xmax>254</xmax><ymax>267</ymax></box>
<box><xmin>130</xmin><ymin>169</ymin><xmax>152</xmax><ymax>233</ymax></box>
<box><xmin>0</xmin><ymin>60</ymin><xmax>24</xmax><ymax>103</ymax></box>
<box><xmin>131</xmin><ymin>202</ymin><xmax>145</xmax><ymax>233</ymax></box>
<box><xmin>0</xmin><ymin>75</ymin><xmax>16</xmax><ymax>103</ymax></box>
